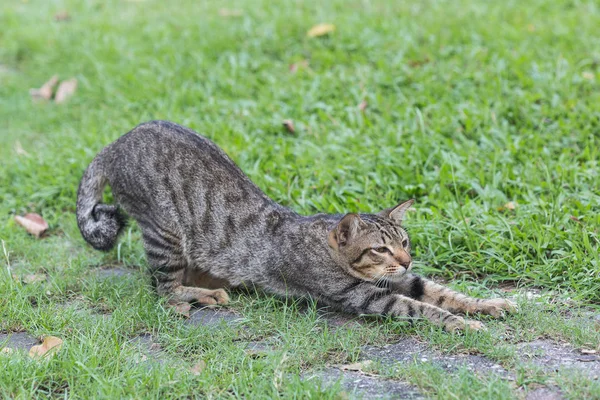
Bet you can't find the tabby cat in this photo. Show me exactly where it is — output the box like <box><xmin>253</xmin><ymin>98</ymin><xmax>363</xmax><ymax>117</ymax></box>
<box><xmin>77</xmin><ymin>121</ymin><xmax>516</xmax><ymax>331</ymax></box>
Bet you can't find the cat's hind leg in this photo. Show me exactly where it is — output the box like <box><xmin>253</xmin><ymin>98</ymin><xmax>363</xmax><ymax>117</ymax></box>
<box><xmin>144</xmin><ymin>231</ymin><xmax>229</xmax><ymax>306</ymax></box>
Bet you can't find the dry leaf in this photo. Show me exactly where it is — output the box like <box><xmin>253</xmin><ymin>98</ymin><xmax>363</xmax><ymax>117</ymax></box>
<box><xmin>167</xmin><ymin>300</ymin><xmax>191</xmax><ymax>318</ymax></box>
<box><xmin>54</xmin><ymin>78</ymin><xmax>77</xmax><ymax>103</ymax></box>
<box><xmin>570</xmin><ymin>215</ymin><xmax>582</xmax><ymax>223</ymax></box>
<box><xmin>282</xmin><ymin>119</ymin><xmax>295</xmax><ymax>134</ymax></box>
<box><xmin>54</xmin><ymin>11</ymin><xmax>70</xmax><ymax>21</ymax></box>
<box><xmin>339</xmin><ymin>360</ymin><xmax>374</xmax><ymax>373</ymax></box>
<box><xmin>29</xmin><ymin>75</ymin><xmax>58</xmax><ymax>101</ymax></box>
<box><xmin>582</xmin><ymin>71</ymin><xmax>595</xmax><ymax>81</ymax></box>
<box><xmin>358</xmin><ymin>100</ymin><xmax>368</xmax><ymax>112</ymax></box>
<box><xmin>14</xmin><ymin>141</ymin><xmax>29</xmax><ymax>157</ymax></box>
<box><xmin>219</xmin><ymin>8</ymin><xmax>243</xmax><ymax>17</ymax></box>
<box><xmin>190</xmin><ymin>360</ymin><xmax>206</xmax><ymax>375</ymax></box>
<box><xmin>581</xmin><ymin>349</ymin><xmax>597</xmax><ymax>355</ymax></box>
<box><xmin>289</xmin><ymin>60</ymin><xmax>309</xmax><ymax>73</ymax></box>
<box><xmin>14</xmin><ymin>213</ymin><xmax>49</xmax><ymax>238</ymax></box>
<box><xmin>498</xmin><ymin>202</ymin><xmax>517</xmax><ymax>212</ymax></box>
<box><xmin>307</xmin><ymin>23</ymin><xmax>335</xmax><ymax>38</ymax></box>
<box><xmin>0</xmin><ymin>347</ymin><xmax>13</xmax><ymax>355</ymax></box>
<box><xmin>29</xmin><ymin>336</ymin><xmax>63</xmax><ymax>358</ymax></box>
<box><xmin>22</xmin><ymin>274</ymin><xmax>47</xmax><ymax>284</ymax></box>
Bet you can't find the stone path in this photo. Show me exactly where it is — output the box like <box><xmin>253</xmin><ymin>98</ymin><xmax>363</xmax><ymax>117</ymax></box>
<box><xmin>3</xmin><ymin>267</ymin><xmax>596</xmax><ymax>399</ymax></box>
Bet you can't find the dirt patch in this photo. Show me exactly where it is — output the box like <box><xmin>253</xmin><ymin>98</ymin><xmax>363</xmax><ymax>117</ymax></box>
<box><xmin>0</xmin><ymin>332</ymin><xmax>38</xmax><ymax>351</ymax></box>
<box><xmin>525</xmin><ymin>386</ymin><xmax>563</xmax><ymax>400</ymax></box>
<box><xmin>95</xmin><ymin>267</ymin><xmax>136</xmax><ymax>279</ymax></box>
<box><xmin>362</xmin><ymin>337</ymin><xmax>510</xmax><ymax>377</ymax></box>
<box><xmin>517</xmin><ymin>340</ymin><xmax>600</xmax><ymax>378</ymax></box>
<box><xmin>303</xmin><ymin>368</ymin><xmax>423</xmax><ymax>399</ymax></box>
<box><xmin>187</xmin><ymin>308</ymin><xmax>244</xmax><ymax>327</ymax></box>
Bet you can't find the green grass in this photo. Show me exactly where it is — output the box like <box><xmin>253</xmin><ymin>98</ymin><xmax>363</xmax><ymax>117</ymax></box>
<box><xmin>1</xmin><ymin>0</ymin><xmax>600</xmax><ymax>398</ymax></box>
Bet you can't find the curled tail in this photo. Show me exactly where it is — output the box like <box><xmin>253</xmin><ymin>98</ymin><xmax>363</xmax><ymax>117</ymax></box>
<box><xmin>76</xmin><ymin>155</ymin><xmax>127</xmax><ymax>251</ymax></box>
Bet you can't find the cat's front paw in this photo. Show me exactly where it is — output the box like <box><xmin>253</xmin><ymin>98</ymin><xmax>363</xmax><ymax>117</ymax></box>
<box><xmin>444</xmin><ymin>317</ymin><xmax>486</xmax><ymax>333</ymax></box>
<box><xmin>479</xmin><ymin>298</ymin><xmax>518</xmax><ymax>318</ymax></box>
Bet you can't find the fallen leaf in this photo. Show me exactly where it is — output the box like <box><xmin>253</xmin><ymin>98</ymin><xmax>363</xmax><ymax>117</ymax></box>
<box><xmin>289</xmin><ymin>60</ymin><xmax>309</xmax><ymax>73</ymax></box>
<box><xmin>338</xmin><ymin>360</ymin><xmax>374</xmax><ymax>374</ymax></box>
<box><xmin>307</xmin><ymin>23</ymin><xmax>335</xmax><ymax>38</ymax></box>
<box><xmin>570</xmin><ymin>215</ymin><xmax>582</xmax><ymax>223</ymax></box>
<box><xmin>190</xmin><ymin>360</ymin><xmax>206</xmax><ymax>375</ymax></box>
<box><xmin>582</xmin><ymin>71</ymin><xmax>595</xmax><ymax>81</ymax></box>
<box><xmin>22</xmin><ymin>274</ymin><xmax>47</xmax><ymax>284</ymax></box>
<box><xmin>358</xmin><ymin>100</ymin><xmax>368</xmax><ymax>112</ymax></box>
<box><xmin>14</xmin><ymin>141</ymin><xmax>29</xmax><ymax>157</ymax></box>
<box><xmin>282</xmin><ymin>119</ymin><xmax>295</xmax><ymax>134</ymax></box>
<box><xmin>498</xmin><ymin>201</ymin><xmax>517</xmax><ymax>212</ymax></box>
<box><xmin>14</xmin><ymin>213</ymin><xmax>49</xmax><ymax>238</ymax></box>
<box><xmin>54</xmin><ymin>78</ymin><xmax>77</xmax><ymax>103</ymax></box>
<box><xmin>219</xmin><ymin>8</ymin><xmax>243</xmax><ymax>17</ymax></box>
<box><xmin>581</xmin><ymin>349</ymin><xmax>597</xmax><ymax>355</ymax></box>
<box><xmin>0</xmin><ymin>347</ymin><xmax>13</xmax><ymax>355</ymax></box>
<box><xmin>29</xmin><ymin>75</ymin><xmax>58</xmax><ymax>101</ymax></box>
<box><xmin>29</xmin><ymin>336</ymin><xmax>63</xmax><ymax>358</ymax></box>
<box><xmin>167</xmin><ymin>300</ymin><xmax>191</xmax><ymax>318</ymax></box>
<box><xmin>54</xmin><ymin>11</ymin><xmax>70</xmax><ymax>21</ymax></box>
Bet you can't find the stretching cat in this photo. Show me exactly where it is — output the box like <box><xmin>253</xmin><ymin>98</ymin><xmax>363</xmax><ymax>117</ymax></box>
<box><xmin>77</xmin><ymin>121</ymin><xmax>516</xmax><ymax>331</ymax></box>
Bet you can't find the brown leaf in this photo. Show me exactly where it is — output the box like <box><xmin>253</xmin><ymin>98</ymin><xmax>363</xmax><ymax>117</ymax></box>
<box><xmin>282</xmin><ymin>119</ymin><xmax>295</xmax><ymax>134</ymax></box>
<box><xmin>570</xmin><ymin>215</ymin><xmax>582</xmax><ymax>223</ymax></box>
<box><xmin>54</xmin><ymin>78</ymin><xmax>77</xmax><ymax>103</ymax></box>
<box><xmin>219</xmin><ymin>8</ymin><xmax>243</xmax><ymax>17</ymax></box>
<box><xmin>14</xmin><ymin>213</ymin><xmax>49</xmax><ymax>238</ymax></box>
<box><xmin>289</xmin><ymin>60</ymin><xmax>309</xmax><ymax>73</ymax></box>
<box><xmin>582</xmin><ymin>71</ymin><xmax>595</xmax><ymax>81</ymax></box>
<box><xmin>54</xmin><ymin>11</ymin><xmax>70</xmax><ymax>21</ymax></box>
<box><xmin>29</xmin><ymin>336</ymin><xmax>63</xmax><ymax>358</ymax></box>
<box><xmin>498</xmin><ymin>201</ymin><xmax>517</xmax><ymax>212</ymax></box>
<box><xmin>167</xmin><ymin>300</ymin><xmax>191</xmax><ymax>318</ymax></box>
<box><xmin>358</xmin><ymin>100</ymin><xmax>368</xmax><ymax>112</ymax></box>
<box><xmin>190</xmin><ymin>360</ymin><xmax>206</xmax><ymax>375</ymax></box>
<box><xmin>22</xmin><ymin>274</ymin><xmax>47</xmax><ymax>284</ymax></box>
<box><xmin>29</xmin><ymin>75</ymin><xmax>59</xmax><ymax>101</ymax></box>
<box><xmin>0</xmin><ymin>347</ymin><xmax>13</xmax><ymax>355</ymax></box>
<box><xmin>307</xmin><ymin>23</ymin><xmax>335</xmax><ymax>38</ymax></box>
<box><xmin>338</xmin><ymin>360</ymin><xmax>375</xmax><ymax>374</ymax></box>
<box><xmin>14</xmin><ymin>141</ymin><xmax>30</xmax><ymax>157</ymax></box>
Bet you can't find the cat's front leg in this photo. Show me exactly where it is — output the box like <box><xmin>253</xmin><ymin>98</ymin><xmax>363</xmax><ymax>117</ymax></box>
<box><xmin>392</xmin><ymin>274</ymin><xmax>517</xmax><ymax>318</ymax></box>
<box><xmin>340</xmin><ymin>284</ymin><xmax>484</xmax><ymax>332</ymax></box>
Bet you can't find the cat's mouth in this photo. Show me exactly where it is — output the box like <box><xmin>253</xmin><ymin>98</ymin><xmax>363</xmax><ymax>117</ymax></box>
<box><xmin>381</xmin><ymin>265</ymin><xmax>410</xmax><ymax>281</ymax></box>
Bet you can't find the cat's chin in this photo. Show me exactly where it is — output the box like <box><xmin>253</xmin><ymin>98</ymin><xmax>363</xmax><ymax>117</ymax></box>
<box><xmin>381</xmin><ymin>270</ymin><xmax>408</xmax><ymax>283</ymax></box>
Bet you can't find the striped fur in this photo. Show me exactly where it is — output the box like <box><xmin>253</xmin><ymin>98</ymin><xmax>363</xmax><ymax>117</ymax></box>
<box><xmin>76</xmin><ymin>121</ymin><xmax>516</xmax><ymax>331</ymax></box>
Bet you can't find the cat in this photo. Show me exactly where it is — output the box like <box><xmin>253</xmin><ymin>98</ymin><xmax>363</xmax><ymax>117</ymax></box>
<box><xmin>77</xmin><ymin>120</ymin><xmax>516</xmax><ymax>332</ymax></box>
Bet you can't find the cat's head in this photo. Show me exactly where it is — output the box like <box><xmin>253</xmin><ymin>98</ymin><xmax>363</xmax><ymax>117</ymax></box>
<box><xmin>328</xmin><ymin>199</ymin><xmax>414</xmax><ymax>282</ymax></box>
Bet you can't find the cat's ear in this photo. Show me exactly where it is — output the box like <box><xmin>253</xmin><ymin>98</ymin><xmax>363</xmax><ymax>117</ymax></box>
<box><xmin>328</xmin><ymin>214</ymin><xmax>367</xmax><ymax>249</ymax></box>
<box><xmin>379</xmin><ymin>199</ymin><xmax>414</xmax><ymax>223</ymax></box>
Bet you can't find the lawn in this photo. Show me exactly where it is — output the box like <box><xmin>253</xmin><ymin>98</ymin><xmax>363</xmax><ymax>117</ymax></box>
<box><xmin>1</xmin><ymin>0</ymin><xmax>599</xmax><ymax>398</ymax></box>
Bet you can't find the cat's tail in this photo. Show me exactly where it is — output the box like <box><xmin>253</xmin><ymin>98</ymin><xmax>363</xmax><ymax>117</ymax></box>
<box><xmin>76</xmin><ymin>153</ymin><xmax>127</xmax><ymax>251</ymax></box>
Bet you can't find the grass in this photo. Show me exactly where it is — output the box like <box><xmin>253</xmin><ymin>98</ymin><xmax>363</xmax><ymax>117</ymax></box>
<box><xmin>1</xmin><ymin>0</ymin><xmax>599</xmax><ymax>398</ymax></box>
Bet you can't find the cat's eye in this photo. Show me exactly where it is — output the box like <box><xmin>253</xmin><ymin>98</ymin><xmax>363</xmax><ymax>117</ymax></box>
<box><xmin>372</xmin><ymin>246</ymin><xmax>391</xmax><ymax>254</ymax></box>
<box><xmin>401</xmin><ymin>239</ymin><xmax>409</xmax><ymax>248</ymax></box>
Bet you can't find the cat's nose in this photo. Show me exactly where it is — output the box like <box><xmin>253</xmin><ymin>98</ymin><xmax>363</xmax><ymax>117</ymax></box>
<box><xmin>395</xmin><ymin>250</ymin><xmax>411</xmax><ymax>268</ymax></box>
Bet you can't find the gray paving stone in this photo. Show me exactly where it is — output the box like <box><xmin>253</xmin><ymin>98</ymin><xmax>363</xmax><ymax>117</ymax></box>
<box><xmin>0</xmin><ymin>332</ymin><xmax>38</xmax><ymax>351</ymax></box>
<box><xmin>187</xmin><ymin>308</ymin><xmax>244</xmax><ymax>327</ymax></box>
<box><xmin>304</xmin><ymin>368</ymin><xmax>423</xmax><ymax>399</ymax></box>
<box><xmin>518</xmin><ymin>340</ymin><xmax>600</xmax><ymax>378</ymax></box>
<box><xmin>526</xmin><ymin>387</ymin><xmax>563</xmax><ymax>400</ymax></box>
<box><xmin>362</xmin><ymin>337</ymin><xmax>511</xmax><ymax>377</ymax></box>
